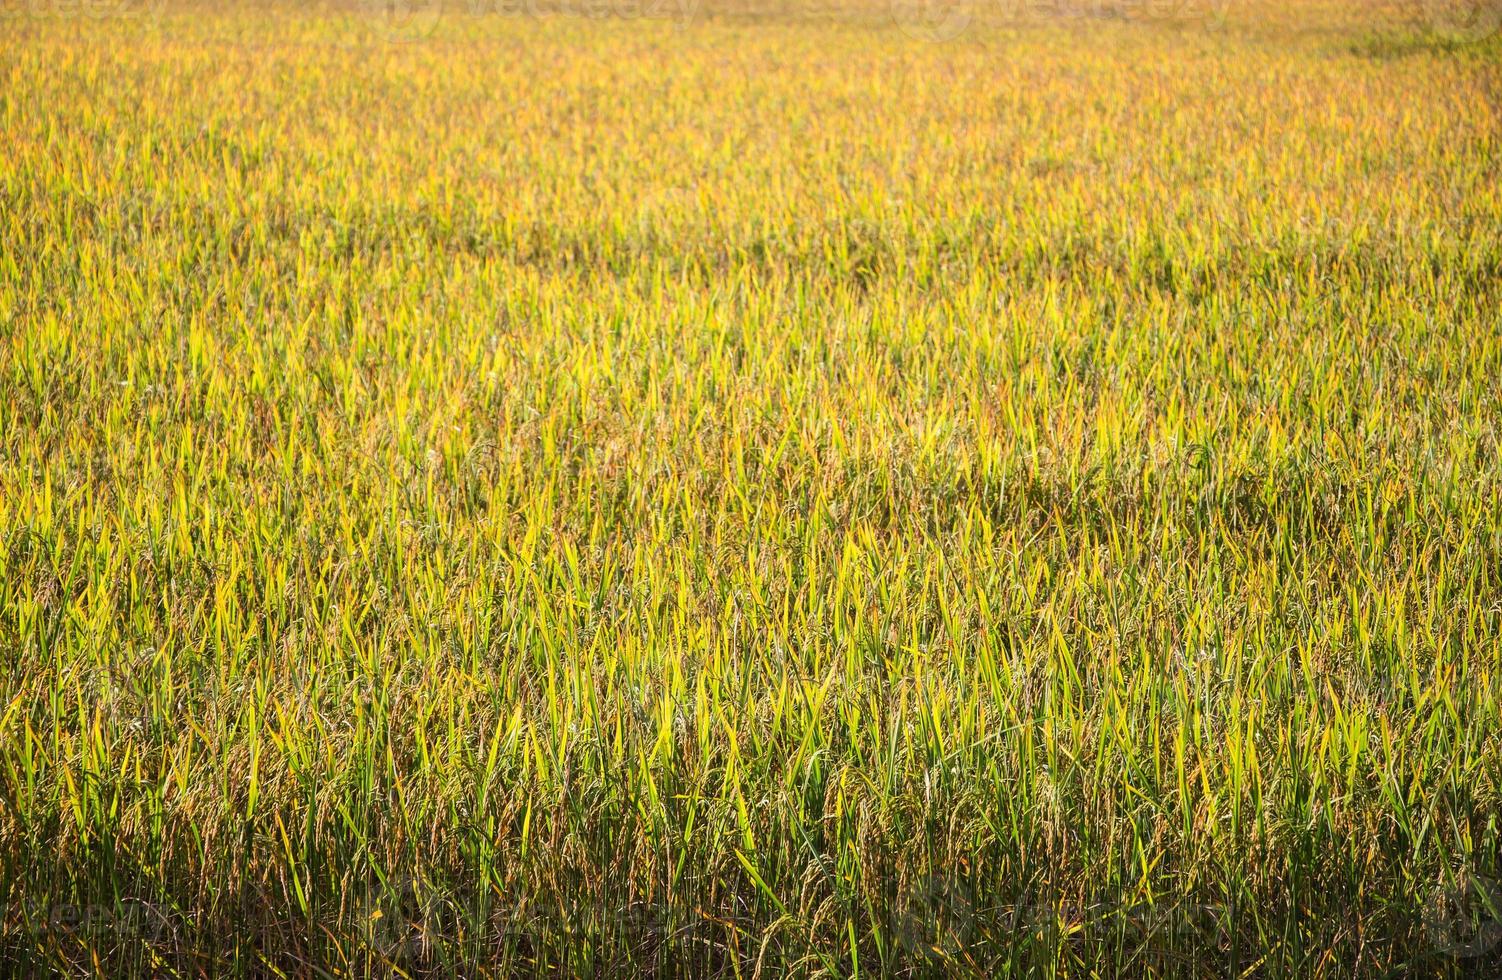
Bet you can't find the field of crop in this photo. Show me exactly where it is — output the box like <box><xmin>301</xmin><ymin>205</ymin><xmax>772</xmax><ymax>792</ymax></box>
<box><xmin>2</xmin><ymin>0</ymin><xmax>1500</xmax><ymax>974</ymax></box>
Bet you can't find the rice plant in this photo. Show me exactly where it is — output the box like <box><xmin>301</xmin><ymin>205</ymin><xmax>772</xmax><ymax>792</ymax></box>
<box><xmin>1</xmin><ymin>0</ymin><xmax>1500</xmax><ymax>975</ymax></box>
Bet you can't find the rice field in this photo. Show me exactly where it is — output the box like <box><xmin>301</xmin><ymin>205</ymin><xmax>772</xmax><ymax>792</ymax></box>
<box><xmin>1</xmin><ymin>0</ymin><xmax>1501</xmax><ymax>975</ymax></box>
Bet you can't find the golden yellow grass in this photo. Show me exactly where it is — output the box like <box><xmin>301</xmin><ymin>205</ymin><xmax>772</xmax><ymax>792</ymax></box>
<box><xmin>1</xmin><ymin>0</ymin><xmax>1500</xmax><ymax>974</ymax></box>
